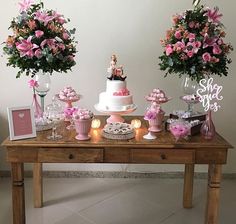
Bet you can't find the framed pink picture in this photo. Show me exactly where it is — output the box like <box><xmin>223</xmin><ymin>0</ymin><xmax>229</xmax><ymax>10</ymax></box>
<box><xmin>7</xmin><ymin>106</ymin><xmax>36</xmax><ymax>140</ymax></box>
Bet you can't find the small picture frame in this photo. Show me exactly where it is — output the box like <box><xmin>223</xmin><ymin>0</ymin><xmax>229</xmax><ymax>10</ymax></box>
<box><xmin>7</xmin><ymin>106</ymin><xmax>36</xmax><ymax>140</ymax></box>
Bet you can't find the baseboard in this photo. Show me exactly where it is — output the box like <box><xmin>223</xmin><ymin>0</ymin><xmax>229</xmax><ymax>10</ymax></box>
<box><xmin>1</xmin><ymin>170</ymin><xmax>236</xmax><ymax>179</ymax></box>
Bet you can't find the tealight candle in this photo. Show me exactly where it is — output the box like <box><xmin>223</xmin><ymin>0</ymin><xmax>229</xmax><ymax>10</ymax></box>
<box><xmin>131</xmin><ymin>119</ymin><xmax>141</xmax><ymax>129</ymax></box>
<box><xmin>91</xmin><ymin>118</ymin><xmax>101</xmax><ymax>129</ymax></box>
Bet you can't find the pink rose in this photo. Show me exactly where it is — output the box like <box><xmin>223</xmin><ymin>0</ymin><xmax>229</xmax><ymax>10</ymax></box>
<box><xmin>187</xmin><ymin>50</ymin><xmax>194</xmax><ymax>58</ymax></box>
<box><xmin>188</xmin><ymin>33</ymin><xmax>195</xmax><ymax>42</ymax></box>
<box><xmin>188</xmin><ymin>21</ymin><xmax>195</xmax><ymax>28</ymax></box>
<box><xmin>165</xmin><ymin>44</ymin><xmax>173</xmax><ymax>56</ymax></box>
<box><xmin>174</xmin><ymin>41</ymin><xmax>185</xmax><ymax>52</ymax></box>
<box><xmin>34</xmin><ymin>49</ymin><xmax>42</xmax><ymax>58</ymax></box>
<box><xmin>174</xmin><ymin>31</ymin><xmax>182</xmax><ymax>39</ymax></box>
<box><xmin>195</xmin><ymin>41</ymin><xmax>202</xmax><ymax>48</ymax></box>
<box><xmin>35</xmin><ymin>30</ymin><xmax>44</xmax><ymax>38</ymax></box>
<box><xmin>212</xmin><ymin>44</ymin><xmax>222</xmax><ymax>55</ymax></box>
<box><xmin>63</xmin><ymin>32</ymin><xmax>69</xmax><ymax>40</ymax></box>
<box><xmin>202</xmin><ymin>52</ymin><xmax>211</xmax><ymax>62</ymax></box>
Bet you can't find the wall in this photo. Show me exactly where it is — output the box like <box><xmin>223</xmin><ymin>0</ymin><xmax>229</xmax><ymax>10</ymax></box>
<box><xmin>0</xmin><ymin>0</ymin><xmax>235</xmax><ymax>173</ymax></box>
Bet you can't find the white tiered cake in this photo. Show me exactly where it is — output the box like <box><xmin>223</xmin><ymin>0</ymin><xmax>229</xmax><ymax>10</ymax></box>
<box><xmin>95</xmin><ymin>55</ymin><xmax>136</xmax><ymax>112</ymax></box>
<box><xmin>97</xmin><ymin>80</ymin><xmax>134</xmax><ymax>111</ymax></box>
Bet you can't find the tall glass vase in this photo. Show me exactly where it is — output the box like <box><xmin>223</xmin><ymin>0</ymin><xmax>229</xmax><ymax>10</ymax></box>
<box><xmin>181</xmin><ymin>75</ymin><xmax>198</xmax><ymax>95</ymax></box>
<box><xmin>200</xmin><ymin>110</ymin><xmax>216</xmax><ymax>140</ymax></box>
<box><xmin>181</xmin><ymin>75</ymin><xmax>199</xmax><ymax>114</ymax></box>
<box><xmin>35</xmin><ymin>71</ymin><xmax>51</xmax><ymax>112</ymax></box>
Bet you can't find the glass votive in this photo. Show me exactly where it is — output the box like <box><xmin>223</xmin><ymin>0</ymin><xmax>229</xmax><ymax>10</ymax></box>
<box><xmin>131</xmin><ymin>119</ymin><xmax>141</xmax><ymax>129</ymax></box>
<box><xmin>91</xmin><ymin>118</ymin><xmax>101</xmax><ymax>129</ymax></box>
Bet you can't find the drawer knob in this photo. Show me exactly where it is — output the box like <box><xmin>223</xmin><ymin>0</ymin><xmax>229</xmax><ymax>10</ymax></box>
<box><xmin>161</xmin><ymin>154</ymin><xmax>166</xmax><ymax>160</ymax></box>
<box><xmin>68</xmin><ymin>154</ymin><xmax>74</xmax><ymax>160</ymax></box>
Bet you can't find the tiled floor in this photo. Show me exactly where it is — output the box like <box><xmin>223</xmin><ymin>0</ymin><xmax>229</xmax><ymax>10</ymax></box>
<box><xmin>0</xmin><ymin>177</ymin><xmax>236</xmax><ymax>224</ymax></box>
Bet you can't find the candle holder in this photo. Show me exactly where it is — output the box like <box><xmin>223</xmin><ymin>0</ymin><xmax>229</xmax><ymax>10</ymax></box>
<box><xmin>131</xmin><ymin>119</ymin><xmax>141</xmax><ymax>129</ymax></box>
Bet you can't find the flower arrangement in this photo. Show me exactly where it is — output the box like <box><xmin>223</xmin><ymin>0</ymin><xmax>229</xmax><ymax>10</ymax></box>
<box><xmin>159</xmin><ymin>0</ymin><xmax>233</xmax><ymax>82</ymax></box>
<box><xmin>73</xmin><ymin>108</ymin><xmax>94</xmax><ymax>120</ymax></box>
<box><xmin>144</xmin><ymin>104</ymin><xmax>163</xmax><ymax>121</ymax></box>
<box><xmin>3</xmin><ymin>0</ymin><xmax>77</xmax><ymax>78</ymax></box>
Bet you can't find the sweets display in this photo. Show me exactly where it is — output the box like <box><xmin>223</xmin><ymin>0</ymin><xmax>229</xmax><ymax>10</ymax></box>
<box><xmin>145</xmin><ymin>88</ymin><xmax>170</xmax><ymax>104</ymax></box>
<box><xmin>58</xmin><ymin>86</ymin><xmax>80</xmax><ymax>101</ymax></box>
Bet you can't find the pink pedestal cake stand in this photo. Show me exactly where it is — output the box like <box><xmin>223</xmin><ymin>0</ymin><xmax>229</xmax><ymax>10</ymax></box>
<box><xmin>94</xmin><ymin>104</ymin><xmax>137</xmax><ymax>123</ymax></box>
<box><xmin>55</xmin><ymin>94</ymin><xmax>81</xmax><ymax>108</ymax></box>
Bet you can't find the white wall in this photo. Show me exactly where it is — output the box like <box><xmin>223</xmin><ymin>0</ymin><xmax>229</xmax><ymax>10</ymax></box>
<box><xmin>0</xmin><ymin>0</ymin><xmax>235</xmax><ymax>173</ymax></box>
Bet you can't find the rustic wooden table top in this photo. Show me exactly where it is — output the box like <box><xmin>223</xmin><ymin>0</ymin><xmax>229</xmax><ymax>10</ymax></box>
<box><xmin>2</xmin><ymin>115</ymin><xmax>233</xmax><ymax>149</ymax></box>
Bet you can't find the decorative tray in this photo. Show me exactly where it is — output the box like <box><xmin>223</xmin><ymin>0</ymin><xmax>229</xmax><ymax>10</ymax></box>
<box><xmin>102</xmin><ymin>122</ymin><xmax>135</xmax><ymax>140</ymax></box>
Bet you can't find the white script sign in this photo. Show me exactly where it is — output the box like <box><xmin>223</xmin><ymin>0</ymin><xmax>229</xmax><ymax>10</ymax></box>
<box><xmin>196</xmin><ymin>77</ymin><xmax>223</xmax><ymax>112</ymax></box>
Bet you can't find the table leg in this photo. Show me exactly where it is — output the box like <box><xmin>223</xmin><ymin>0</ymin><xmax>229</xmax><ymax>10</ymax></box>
<box><xmin>183</xmin><ymin>164</ymin><xmax>194</xmax><ymax>208</ymax></box>
<box><xmin>33</xmin><ymin>163</ymin><xmax>43</xmax><ymax>208</ymax></box>
<box><xmin>11</xmin><ymin>163</ymin><xmax>25</xmax><ymax>224</ymax></box>
<box><xmin>205</xmin><ymin>164</ymin><xmax>222</xmax><ymax>224</ymax></box>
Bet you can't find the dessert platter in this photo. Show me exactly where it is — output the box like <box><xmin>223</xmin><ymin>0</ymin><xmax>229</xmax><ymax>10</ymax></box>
<box><xmin>95</xmin><ymin>55</ymin><xmax>137</xmax><ymax>123</ymax></box>
<box><xmin>102</xmin><ymin>122</ymin><xmax>135</xmax><ymax>140</ymax></box>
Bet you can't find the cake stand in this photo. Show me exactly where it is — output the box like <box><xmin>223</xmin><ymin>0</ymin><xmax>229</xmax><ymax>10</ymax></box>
<box><xmin>94</xmin><ymin>104</ymin><xmax>137</xmax><ymax>123</ymax></box>
<box><xmin>180</xmin><ymin>95</ymin><xmax>200</xmax><ymax>115</ymax></box>
<box><xmin>55</xmin><ymin>94</ymin><xmax>81</xmax><ymax>108</ymax></box>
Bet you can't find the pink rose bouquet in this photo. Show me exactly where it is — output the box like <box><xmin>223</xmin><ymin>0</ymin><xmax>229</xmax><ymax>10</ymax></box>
<box><xmin>159</xmin><ymin>0</ymin><xmax>233</xmax><ymax>82</ymax></box>
<box><xmin>3</xmin><ymin>0</ymin><xmax>77</xmax><ymax>78</ymax></box>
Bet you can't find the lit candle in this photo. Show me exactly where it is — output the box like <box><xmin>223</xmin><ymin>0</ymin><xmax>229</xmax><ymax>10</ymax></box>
<box><xmin>131</xmin><ymin>119</ymin><xmax>141</xmax><ymax>129</ymax></box>
<box><xmin>91</xmin><ymin>118</ymin><xmax>101</xmax><ymax>129</ymax></box>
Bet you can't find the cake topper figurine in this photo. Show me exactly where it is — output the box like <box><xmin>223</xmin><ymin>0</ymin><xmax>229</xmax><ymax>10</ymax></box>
<box><xmin>107</xmin><ymin>54</ymin><xmax>127</xmax><ymax>81</ymax></box>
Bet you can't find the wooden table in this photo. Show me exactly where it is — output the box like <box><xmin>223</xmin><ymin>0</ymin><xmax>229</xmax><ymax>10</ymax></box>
<box><xmin>1</xmin><ymin>116</ymin><xmax>233</xmax><ymax>224</ymax></box>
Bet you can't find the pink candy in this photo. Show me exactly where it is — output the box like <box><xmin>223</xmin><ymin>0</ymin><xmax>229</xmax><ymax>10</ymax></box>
<box><xmin>59</xmin><ymin>86</ymin><xmax>79</xmax><ymax>101</ymax></box>
<box><xmin>145</xmin><ymin>88</ymin><xmax>169</xmax><ymax>104</ymax></box>
<box><xmin>170</xmin><ymin>122</ymin><xmax>190</xmax><ymax>141</ymax></box>
<box><xmin>73</xmin><ymin>108</ymin><xmax>93</xmax><ymax>120</ymax></box>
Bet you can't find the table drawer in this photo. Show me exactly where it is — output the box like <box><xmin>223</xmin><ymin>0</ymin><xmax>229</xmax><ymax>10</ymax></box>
<box><xmin>38</xmin><ymin>148</ymin><xmax>103</xmax><ymax>163</ymax></box>
<box><xmin>131</xmin><ymin>149</ymin><xmax>195</xmax><ymax>164</ymax></box>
